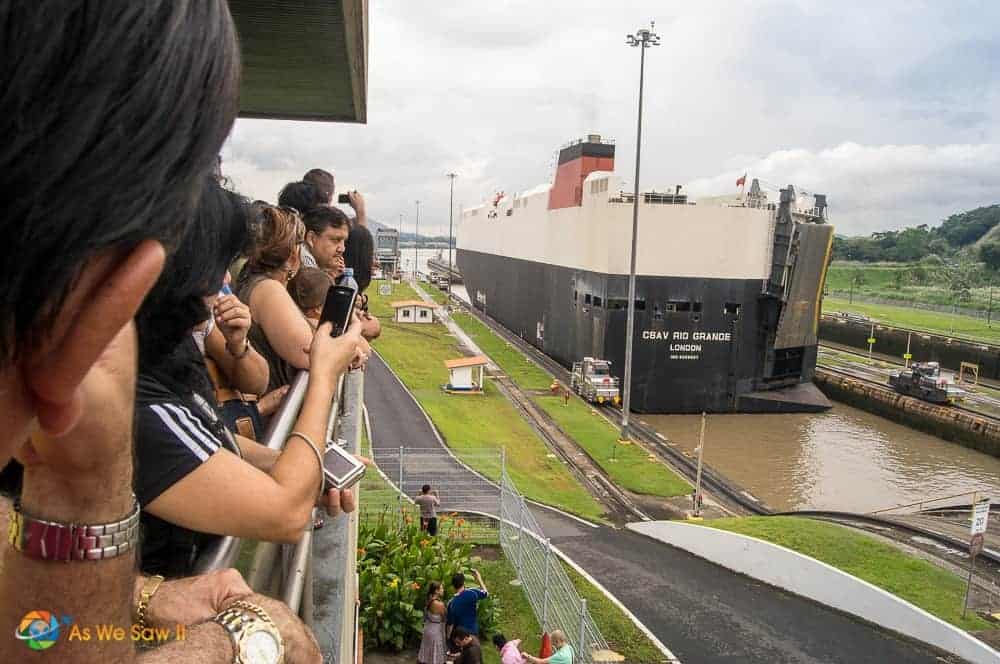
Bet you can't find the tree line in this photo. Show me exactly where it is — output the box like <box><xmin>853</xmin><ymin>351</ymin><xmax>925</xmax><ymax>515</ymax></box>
<box><xmin>833</xmin><ymin>204</ymin><xmax>1000</xmax><ymax>267</ymax></box>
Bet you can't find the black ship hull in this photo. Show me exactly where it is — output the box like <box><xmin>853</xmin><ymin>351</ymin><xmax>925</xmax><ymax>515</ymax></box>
<box><xmin>457</xmin><ymin>248</ymin><xmax>831</xmax><ymax>414</ymax></box>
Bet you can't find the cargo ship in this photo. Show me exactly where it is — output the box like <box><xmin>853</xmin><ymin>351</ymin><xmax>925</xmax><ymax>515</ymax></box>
<box><xmin>456</xmin><ymin>135</ymin><xmax>834</xmax><ymax>413</ymax></box>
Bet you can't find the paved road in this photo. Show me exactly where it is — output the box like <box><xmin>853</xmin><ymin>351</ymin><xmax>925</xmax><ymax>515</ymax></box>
<box><xmin>364</xmin><ymin>353</ymin><xmax>952</xmax><ymax>663</ymax></box>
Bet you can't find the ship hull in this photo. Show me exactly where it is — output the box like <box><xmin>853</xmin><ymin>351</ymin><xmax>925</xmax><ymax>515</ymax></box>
<box><xmin>458</xmin><ymin>248</ymin><xmax>830</xmax><ymax>414</ymax></box>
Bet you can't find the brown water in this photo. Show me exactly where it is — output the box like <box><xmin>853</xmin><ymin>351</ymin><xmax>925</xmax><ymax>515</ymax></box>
<box><xmin>643</xmin><ymin>404</ymin><xmax>1000</xmax><ymax>513</ymax></box>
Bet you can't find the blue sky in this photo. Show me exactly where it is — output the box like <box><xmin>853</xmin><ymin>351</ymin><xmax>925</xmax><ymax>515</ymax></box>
<box><xmin>223</xmin><ymin>0</ymin><xmax>1000</xmax><ymax>237</ymax></box>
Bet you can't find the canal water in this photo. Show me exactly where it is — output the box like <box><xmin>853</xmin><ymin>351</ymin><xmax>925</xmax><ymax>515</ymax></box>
<box><xmin>642</xmin><ymin>405</ymin><xmax>1000</xmax><ymax>513</ymax></box>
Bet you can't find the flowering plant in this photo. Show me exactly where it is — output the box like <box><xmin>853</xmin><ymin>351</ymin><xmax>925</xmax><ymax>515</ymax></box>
<box><xmin>358</xmin><ymin>509</ymin><xmax>498</xmax><ymax>651</ymax></box>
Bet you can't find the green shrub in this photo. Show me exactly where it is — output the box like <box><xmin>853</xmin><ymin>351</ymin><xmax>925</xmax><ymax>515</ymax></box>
<box><xmin>358</xmin><ymin>510</ymin><xmax>498</xmax><ymax>651</ymax></box>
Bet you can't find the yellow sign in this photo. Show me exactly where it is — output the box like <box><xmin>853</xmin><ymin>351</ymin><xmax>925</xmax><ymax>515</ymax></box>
<box><xmin>867</xmin><ymin>337</ymin><xmax>876</xmax><ymax>344</ymax></box>
<box><xmin>903</xmin><ymin>353</ymin><xmax>912</xmax><ymax>359</ymax></box>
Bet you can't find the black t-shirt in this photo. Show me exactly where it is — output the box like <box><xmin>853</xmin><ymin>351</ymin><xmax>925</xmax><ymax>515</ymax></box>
<box><xmin>134</xmin><ymin>372</ymin><xmax>240</xmax><ymax>577</ymax></box>
<box><xmin>344</xmin><ymin>223</ymin><xmax>374</xmax><ymax>292</ymax></box>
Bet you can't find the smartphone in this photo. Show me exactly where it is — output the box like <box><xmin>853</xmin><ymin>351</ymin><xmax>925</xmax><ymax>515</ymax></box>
<box><xmin>322</xmin><ymin>442</ymin><xmax>366</xmax><ymax>491</ymax></box>
<box><xmin>319</xmin><ymin>285</ymin><xmax>357</xmax><ymax>337</ymax></box>
<box><xmin>337</xmin><ymin>193</ymin><xmax>350</xmax><ymax>204</ymax></box>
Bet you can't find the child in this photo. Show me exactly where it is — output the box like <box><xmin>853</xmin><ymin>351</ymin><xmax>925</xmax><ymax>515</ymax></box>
<box><xmin>288</xmin><ymin>267</ymin><xmax>335</xmax><ymax>327</ymax></box>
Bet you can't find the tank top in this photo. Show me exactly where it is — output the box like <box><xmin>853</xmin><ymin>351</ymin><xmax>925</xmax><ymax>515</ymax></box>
<box><xmin>235</xmin><ymin>272</ymin><xmax>299</xmax><ymax>394</ymax></box>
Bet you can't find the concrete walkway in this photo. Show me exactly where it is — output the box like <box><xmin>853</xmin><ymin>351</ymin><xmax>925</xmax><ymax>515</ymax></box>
<box><xmin>364</xmin><ymin>354</ymin><xmax>952</xmax><ymax>663</ymax></box>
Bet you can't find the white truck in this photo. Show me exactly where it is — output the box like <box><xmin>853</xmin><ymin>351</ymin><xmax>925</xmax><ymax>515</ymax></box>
<box><xmin>570</xmin><ymin>357</ymin><xmax>621</xmax><ymax>406</ymax></box>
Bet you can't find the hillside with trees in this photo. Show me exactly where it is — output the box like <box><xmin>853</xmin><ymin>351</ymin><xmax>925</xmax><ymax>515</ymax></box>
<box><xmin>832</xmin><ymin>204</ymin><xmax>1000</xmax><ymax>267</ymax></box>
<box><xmin>826</xmin><ymin>204</ymin><xmax>1000</xmax><ymax>314</ymax></box>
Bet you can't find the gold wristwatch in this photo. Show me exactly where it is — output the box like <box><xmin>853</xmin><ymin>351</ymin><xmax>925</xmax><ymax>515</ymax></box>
<box><xmin>214</xmin><ymin>601</ymin><xmax>284</xmax><ymax>664</ymax></box>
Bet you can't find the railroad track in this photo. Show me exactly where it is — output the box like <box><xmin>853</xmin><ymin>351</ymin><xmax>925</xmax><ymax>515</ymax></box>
<box><xmin>816</xmin><ymin>362</ymin><xmax>999</xmax><ymax>424</ymax></box>
<box><xmin>450</xmin><ymin>295</ymin><xmax>1000</xmax><ymax>572</ymax></box>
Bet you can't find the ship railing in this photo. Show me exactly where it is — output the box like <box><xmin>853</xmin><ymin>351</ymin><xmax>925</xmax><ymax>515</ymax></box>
<box><xmin>559</xmin><ymin>136</ymin><xmax>616</xmax><ymax>149</ymax></box>
<box><xmin>193</xmin><ymin>369</ymin><xmax>364</xmax><ymax>663</ymax></box>
<box><xmin>611</xmin><ymin>191</ymin><xmax>689</xmax><ymax>205</ymax></box>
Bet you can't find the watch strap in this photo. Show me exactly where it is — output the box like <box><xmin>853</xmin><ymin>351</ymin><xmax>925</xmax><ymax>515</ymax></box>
<box><xmin>8</xmin><ymin>497</ymin><xmax>140</xmax><ymax>562</ymax></box>
<box><xmin>136</xmin><ymin>574</ymin><xmax>166</xmax><ymax>631</ymax></box>
<box><xmin>214</xmin><ymin>601</ymin><xmax>283</xmax><ymax>664</ymax></box>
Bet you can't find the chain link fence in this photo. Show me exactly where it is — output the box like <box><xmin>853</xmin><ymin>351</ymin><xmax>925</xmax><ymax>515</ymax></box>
<box><xmin>827</xmin><ymin>290</ymin><xmax>994</xmax><ymax>321</ymax></box>
<box><xmin>366</xmin><ymin>445</ymin><xmax>611</xmax><ymax>662</ymax></box>
<box><xmin>499</xmin><ymin>462</ymin><xmax>610</xmax><ymax>664</ymax></box>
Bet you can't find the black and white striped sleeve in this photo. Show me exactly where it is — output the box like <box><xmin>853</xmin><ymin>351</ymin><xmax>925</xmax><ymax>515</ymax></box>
<box><xmin>134</xmin><ymin>400</ymin><xmax>225</xmax><ymax>507</ymax></box>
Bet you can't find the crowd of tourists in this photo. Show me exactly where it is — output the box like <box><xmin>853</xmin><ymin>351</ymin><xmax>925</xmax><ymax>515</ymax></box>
<box><xmin>0</xmin><ymin>4</ymin><xmax>578</xmax><ymax>663</ymax></box>
<box><xmin>411</xmin><ymin>498</ymin><xmax>574</xmax><ymax>664</ymax></box>
<box><xmin>0</xmin><ymin>2</ymin><xmax>384</xmax><ymax>662</ymax></box>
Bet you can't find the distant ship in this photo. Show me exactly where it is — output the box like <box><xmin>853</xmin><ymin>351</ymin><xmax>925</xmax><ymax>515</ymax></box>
<box><xmin>457</xmin><ymin>135</ymin><xmax>834</xmax><ymax>414</ymax></box>
<box><xmin>427</xmin><ymin>250</ymin><xmax>462</xmax><ymax>284</ymax></box>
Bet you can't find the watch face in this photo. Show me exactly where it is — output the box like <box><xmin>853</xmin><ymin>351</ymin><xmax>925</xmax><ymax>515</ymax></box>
<box><xmin>243</xmin><ymin>629</ymin><xmax>281</xmax><ymax>664</ymax></box>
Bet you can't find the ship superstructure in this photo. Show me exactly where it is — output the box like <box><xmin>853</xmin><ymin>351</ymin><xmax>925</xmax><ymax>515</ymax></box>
<box><xmin>457</xmin><ymin>135</ymin><xmax>834</xmax><ymax>413</ymax></box>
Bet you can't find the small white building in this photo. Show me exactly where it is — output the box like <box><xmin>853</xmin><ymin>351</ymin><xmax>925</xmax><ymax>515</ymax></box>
<box><xmin>391</xmin><ymin>300</ymin><xmax>436</xmax><ymax>324</ymax></box>
<box><xmin>444</xmin><ymin>356</ymin><xmax>489</xmax><ymax>392</ymax></box>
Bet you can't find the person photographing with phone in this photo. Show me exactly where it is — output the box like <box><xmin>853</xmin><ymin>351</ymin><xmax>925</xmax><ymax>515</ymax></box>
<box><xmin>134</xmin><ymin>182</ymin><xmax>369</xmax><ymax>576</ymax></box>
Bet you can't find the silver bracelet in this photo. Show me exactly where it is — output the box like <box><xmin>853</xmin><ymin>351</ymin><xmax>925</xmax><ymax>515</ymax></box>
<box><xmin>288</xmin><ymin>431</ymin><xmax>325</xmax><ymax>500</ymax></box>
<box><xmin>10</xmin><ymin>496</ymin><xmax>140</xmax><ymax>562</ymax></box>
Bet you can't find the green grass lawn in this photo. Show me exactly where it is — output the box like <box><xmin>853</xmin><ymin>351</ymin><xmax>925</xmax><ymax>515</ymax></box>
<box><xmin>451</xmin><ymin>313</ymin><xmax>552</xmax><ymax>391</ymax></box>
<box><xmin>701</xmin><ymin>516</ymin><xmax>992</xmax><ymax>631</ymax></box>
<box><xmin>422</xmin><ymin>284</ymin><xmax>448</xmax><ymax>305</ymax></box>
<box><xmin>823</xmin><ymin>296</ymin><xmax>1000</xmax><ymax>344</ymax></box>
<box><xmin>368</xmin><ymin>281</ymin><xmax>606</xmax><ymax>523</ymax></box>
<box><xmin>477</xmin><ymin>554</ymin><xmax>543</xmax><ymax>664</ymax></box>
<box><xmin>536</xmin><ymin>396</ymin><xmax>690</xmax><ymax>497</ymax></box>
<box><xmin>478</xmin><ymin>551</ymin><xmax>667</xmax><ymax>664</ymax></box>
<box><xmin>825</xmin><ymin>262</ymin><xmax>999</xmax><ymax>313</ymax></box>
<box><xmin>451</xmin><ymin>311</ymin><xmax>690</xmax><ymax>498</ymax></box>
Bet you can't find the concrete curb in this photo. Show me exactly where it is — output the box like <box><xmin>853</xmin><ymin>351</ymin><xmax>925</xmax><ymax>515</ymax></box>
<box><xmin>628</xmin><ymin>521</ymin><xmax>1000</xmax><ymax>664</ymax></box>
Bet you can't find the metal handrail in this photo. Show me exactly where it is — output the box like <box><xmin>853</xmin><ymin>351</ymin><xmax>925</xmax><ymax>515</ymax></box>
<box><xmin>193</xmin><ymin>371</ymin><xmax>312</xmax><ymax>574</ymax></box>
<box><xmin>191</xmin><ymin>366</ymin><xmax>364</xmax><ymax>661</ymax></box>
<box><xmin>869</xmin><ymin>490</ymin><xmax>986</xmax><ymax>515</ymax></box>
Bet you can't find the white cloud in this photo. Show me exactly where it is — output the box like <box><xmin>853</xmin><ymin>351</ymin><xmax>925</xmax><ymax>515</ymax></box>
<box><xmin>685</xmin><ymin>142</ymin><xmax>1000</xmax><ymax>235</ymax></box>
<box><xmin>222</xmin><ymin>0</ymin><xmax>1000</xmax><ymax>238</ymax></box>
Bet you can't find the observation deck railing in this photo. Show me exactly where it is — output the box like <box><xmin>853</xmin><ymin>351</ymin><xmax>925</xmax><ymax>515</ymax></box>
<box><xmin>194</xmin><ymin>368</ymin><xmax>364</xmax><ymax>663</ymax></box>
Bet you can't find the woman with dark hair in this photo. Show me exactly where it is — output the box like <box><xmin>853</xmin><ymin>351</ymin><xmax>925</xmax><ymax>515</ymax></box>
<box><xmin>236</xmin><ymin>206</ymin><xmax>323</xmax><ymax>393</ymax></box>
<box><xmin>418</xmin><ymin>581</ymin><xmax>448</xmax><ymax>664</ymax></box>
<box><xmin>134</xmin><ymin>178</ymin><xmax>365</xmax><ymax>576</ymax></box>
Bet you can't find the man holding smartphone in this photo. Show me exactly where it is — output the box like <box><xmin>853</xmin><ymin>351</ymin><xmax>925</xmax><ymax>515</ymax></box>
<box><xmin>303</xmin><ymin>168</ymin><xmax>367</xmax><ymax>227</ymax></box>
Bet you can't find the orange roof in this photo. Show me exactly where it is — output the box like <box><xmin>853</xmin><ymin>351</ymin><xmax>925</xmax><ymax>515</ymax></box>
<box><xmin>444</xmin><ymin>355</ymin><xmax>489</xmax><ymax>369</ymax></box>
<box><xmin>390</xmin><ymin>300</ymin><xmax>436</xmax><ymax>309</ymax></box>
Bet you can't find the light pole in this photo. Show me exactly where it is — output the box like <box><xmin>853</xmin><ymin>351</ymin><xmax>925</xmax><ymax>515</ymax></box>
<box><xmin>620</xmin><ymin>21</ymin><xmax>659</xmax><ymax>444</ymax></box>
<box><xmin>447</xmin><ymin>173</ymin><xmax>458</xmax><ymax>302</ymax></box>
<box><xmin>414</xmin><ymin>200</ymin><xmax>420</xmax><ymax>282</ymax></box>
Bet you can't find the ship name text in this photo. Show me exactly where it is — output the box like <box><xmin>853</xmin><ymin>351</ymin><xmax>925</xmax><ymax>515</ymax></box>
<box><xmin>641</xmin><ymin>330</ymin><xmax>731</xmax><ymax>342</ymax></box>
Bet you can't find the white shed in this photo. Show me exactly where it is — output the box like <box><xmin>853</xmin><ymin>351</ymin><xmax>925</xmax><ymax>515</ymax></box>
<box><xmin>444</xmin><ymin>356</ymin><xmax>489</xmax><ymax>392</ymax></box>
<box><xmin>391</xmin><ymin>300</ymin><xmax>436</xmax><ymax>324</ymax></box>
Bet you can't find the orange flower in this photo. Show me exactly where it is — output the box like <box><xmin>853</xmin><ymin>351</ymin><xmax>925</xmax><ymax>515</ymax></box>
<box><xmin>357</xmin><ymin>548</ymin><xmax>367</xmax><ymax>557</ymax></box>
<box><xmin>420</xmin><ymin>539</ymin><xmax>430</xmax><ymax>548</ymax></box>
<box><xmin>405</xmin><ymin>516</ymin><xmax>413</xmax><ymax>524</ymax></box>
<box><xmin>456</xmin><ymin>518</ymin><xmax>465</xmax><ymax>527</ymax></box>
<box><xmin>410</xmin><ymin>582</ymin><xmax>421</xmax><ymax>591</ymax></box>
